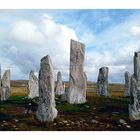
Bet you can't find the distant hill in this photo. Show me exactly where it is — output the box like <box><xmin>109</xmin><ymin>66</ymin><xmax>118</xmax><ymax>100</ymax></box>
<box><xmin>10</xmin><ymin>80</ymin><xmax>124</xmax><ymax>93</ymax></box>
<box><xmin>11</xmin><ymin>80</ymin><xmax>28</xmax><ymax>87</ymax></box>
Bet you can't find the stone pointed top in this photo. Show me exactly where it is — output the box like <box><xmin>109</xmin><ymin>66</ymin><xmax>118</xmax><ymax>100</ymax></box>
<box><xmin>57</xmin><ymin>71</ymin><xmax>62</xmax><ymax>79</ymax></box>
<box><xmin>134</xmin><ymin>52</ymin><xmax>140</xmax><ymax>57</ymax></box>
<box><xmin>125</xmin><ymin>71</ymin><xmax>130</xmax><ymax>76</ymax></box>
<box><xmin>2</xmin><ymin>69</ymin><xmax>10</xmax><ymax>83</ymax></box>
<box><xmin>30</xmin><ymin>70</ymin><xmax>34</xmax><ymax>74</ymax></box>
<box><xmin>57</xmin><ymin>71</ymin><xmax>61</xmax><ymax>75</ymax></box>
<box><xmin>2</xmin><ymin>70</ymin><xmax>10</xmax><ymax>81</ymax></box>
<box><xmin>99</xmin><ymin>67</ymin><xmax>109</xmax><ymax>70</ymax></box>
<box><xmin>29</xmin><ymin>70</ymin><xmax>37</xmax><ymax>80</ymax></box>
<box><xmin>71</xmin><ymin>39</ymin><xmax>85</xmax><ymax>48</ymax></box>
<box><xmin>5</xmin><ymin>69</ymin><xmax>10</xmax><ymax>73</ymax></box>
<box><xmin>41</xmin><ymin>55</ymin><xmax>51</xmax><ymax>63</ymax></box>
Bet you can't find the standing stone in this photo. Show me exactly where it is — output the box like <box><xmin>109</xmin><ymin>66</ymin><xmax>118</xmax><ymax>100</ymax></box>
<box><xmin>97</xmin><ymin>67</ymin><xmax>109</xmax><ymax>96</ymax></box>
<box><xmin>63</xmin><ymin>83</ymin><xmax>66</xmax><ymax>93</ymax></box>
<box><xmin>67</xmin><ymin>39</ymin><xmax>86</xmax><ymax>104</ymax></box>
<box><xmin>84</xmin><ymin>72</ymin><xmax>87</xmax><ymax>93</ymax></box>
<box><xmin>84</xmin><ymin>72</ymin><xmax>87</xmax><ymax>82</ymax></box>
<box><xmin>129</xmin><ymin>75</ymin><xmax>140</xmax><ymax>120</ymax></box>
<box><xmin>0</xmin><ymin>64</ymin><xmax>1</xmax><ymax>88</ymax></box>
<box><xmin>134</xmin><ymin>52</ymin><xmax>140</xmax><ymax>85</ymax></box>
<box><xmin>129</xmin><ymin>52</ymin><xmax>140</xmax><ymax>120</ymax></box>
<box><xmin>60</xmin><ymin>83</ymin><xmax>67</xmax><ymax>102</ymax></box>
<box><xmin>36</xmin><ymin>55</ymin><xmax>58</xmax><ymax>122</ymax></box>
<box><xmin>124</xmin><ymin>71</ymin><xmax>131</xmax><ymax>97</ymax></box>
<box><xmin>1</xmin><ymin>70</ymin><xmax>10</xmax><ymax>101</ymax></box>
<box><xmin>55</xmin><ymin>71</ymin><xmax>65</xmax><ymax>95</ymax></box>
<box><xmin>28</xmin><ymin>70</ymin><xmax>39</xmax><ymax>99</ymax></box>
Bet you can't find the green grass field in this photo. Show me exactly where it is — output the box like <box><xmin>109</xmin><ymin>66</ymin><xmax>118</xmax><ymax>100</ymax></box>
<box><xmin>1</xmin><ymin>81</ymin><xmax>140</xmax><ymax>131</ymax></box>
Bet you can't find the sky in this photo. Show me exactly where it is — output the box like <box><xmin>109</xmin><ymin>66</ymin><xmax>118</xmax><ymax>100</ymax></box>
<box><xmin>0</xmin><ymin>9</ymin><xmax>140</xmax><ymax>83</ymax></box>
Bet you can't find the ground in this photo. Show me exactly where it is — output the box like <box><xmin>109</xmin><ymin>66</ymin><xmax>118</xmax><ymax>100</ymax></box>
<box><xmin>0</xmin><ymin>81</ymin><xmax>140</xmax><ymax>131</ymax></box>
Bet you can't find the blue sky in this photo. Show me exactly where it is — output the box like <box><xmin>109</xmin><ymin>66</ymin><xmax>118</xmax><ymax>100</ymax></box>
<box><xmin>0</xmin><ymin>9</ymin><xmax>140</xmax><ymax>83</ymax></box>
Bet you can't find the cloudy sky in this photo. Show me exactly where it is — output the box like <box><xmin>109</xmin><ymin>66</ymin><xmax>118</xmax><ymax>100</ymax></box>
<box><xmin>0</xmin><ymin>9</ymin><xmax>140</xmax><ymax>83</ymax></box>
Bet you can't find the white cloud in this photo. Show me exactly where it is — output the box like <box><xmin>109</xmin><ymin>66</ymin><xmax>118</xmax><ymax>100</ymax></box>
<box><xmin>9</xmin><ymin>45</ymin><xmax>18</xmax><ymax>54</ymax></box>
<box><xmin>130</xmin><ymin>25</ymin><xmax>140</xmax><ymax>37</ymax></box>
<box><xmin>1</xmin><ymin>10</ymin><xmax>140</xmax><ymax>83</ymax></box>
<box><xmin>1</xmin><ymin>13</ymin><xmax>78</xmax><ymax>80</ymax></box>
<box><xmin>11</xmin><ymin>20</ymin><xmax>46</xmax><ymax>44</ymax></box>
<box><xmin>82</xmin><ymin>13</ymin><xmax>140</xmax><ymax>83</ymax></box>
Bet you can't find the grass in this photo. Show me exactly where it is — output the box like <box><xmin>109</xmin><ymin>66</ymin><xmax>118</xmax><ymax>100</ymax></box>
<box><xmin>1</xmin><ymin>81</ymin><xmax>140</xmax><ymax>131</ymax></box>
<box><xmin>11</xmin><ymin>86</ymin><xmax>28</xmax><ymax>96</ymax></box>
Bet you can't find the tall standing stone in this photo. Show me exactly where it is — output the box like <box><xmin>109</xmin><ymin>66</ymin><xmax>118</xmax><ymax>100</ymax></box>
<box><xmin>28</xmin><ymin>70</ymin><xmax>39</xmax><ymax>99</ymax></box>
<box><xmin>36</xmin><ymin>55</ymin><xmax>58</xmax><ymax>122</ymax></box>
<box><xmin>55</xmin><ymin>71</ymin><xmax>65</xmax><ymax>95</ymax></box>
<box><xmin>0</xmin><ymin>64</ymin><xmax>1</xmax><ymax>88</ymax></box>
<box><xmin>84</xmin><ymin>72</ymin><xmax>87</xmax><ymax>93</ymax></box>
<box><xmin>84</xmin><ymin>72</ymin><xmax>87</xmax><ymax>82</ymax></box>
<box><xmin>129</xmin><ymin>52</ymin><xmax>140</xmax><ymax>120</ymax></box>
<box><xmin>134</xmin><ymin>52</ymin><xmax>140</xmax><ymax>85</ymax></box>
<box><xmin>129</xmin><ymin>75</ymin><xmax>140</xmax><ymax>120</ymax></box>
<box><xmin>67</xmin><ymin>39</ymin><xmax>86</xmax><ymax>104</ymax></box>
<box><xmin>1</xmin><ymin>70</ymin><xmax>10</xmax><ymax>101</ymax></box>
<box><xmin>124</xmin><ymin>71</ymin><xmax>131</xmax><ymax>97</ymax></box>
<box><xmin>97</xmin><ymin>67</ymin><xmax>109</xmax><ymax>96</ymax></box>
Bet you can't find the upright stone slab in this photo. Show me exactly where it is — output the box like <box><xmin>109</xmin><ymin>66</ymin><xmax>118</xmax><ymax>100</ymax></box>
<box><xmin>55</xmin><ymin>71</ymin><xmax>65</xmax><ymax>95</ymax></box>
<box><xmin>134</xmin><ymin>52</ymin><xmax>140</xmax><ymax>85</ymax></box>
<box><xmin>84</xmin><ymin>72</ymin><xmax>87</xmax><ymax>93</ymax></box>
<box><xmin>129</xmin><ymin>75</ymin><xmax>140</xmax><ymax>120</ymax></box>
<box><xmin>1</xmin><ymin>70</ymin><xmax>10</xmax><ymax>101</ymax></box>
<box><xmin>129</xmin><ymin>52</ymin><xmax>140</xmax><ymax>120</ymax></box>
<box><xmin>28</xmin><ymin>70</ymin><xmax>39</xmax><ymax>99</ymax></box>
<box><xmin>0</xmin><ymin>64</ymin><xmax>1</xmax><ymax>89</ymax></box>
<box><xmin>84</xmin><ymin>72</ymin><xmax>87</xmax><ymax>82</ymax></box>
<box><xmin>97</xmin><ymin>67</ymin><xmax>109</xmax><ymax>96</ymax></box>
<box><xmin>67</xmin><ymin>39</ymin><xmax>86</xmax><ymax>104</ymax></box>
<box><xmin>36</xmin><ymin>55</ymin><xmax>58</xmax><ymax>122</ymax></box>
<box><xmin>124</xmin><ymin>71</ymin><xmax>131</xmax><ymax>97</ymax></box>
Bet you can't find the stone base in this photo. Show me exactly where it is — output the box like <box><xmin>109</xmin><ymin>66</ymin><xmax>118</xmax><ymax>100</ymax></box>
<box><xmin>129</xmin><ymin>104</ymin><xmax>140</xmax><ymax>121</ymax></box>
<box><xmin>36</xmin><ymin>107</ymin><xmax>58</xmax><ymax>122</ymax></box>
<box><xmin>28</xmin><ymin>94</ymin><xmax>39</xmax><ymax>99</ymax></box>
<box><xmin>67</xmin><ymin>89</ymin><xmax>86</xmax><ymax>104</ymax></box>
<box><xmin>61</xmin><ymin>93</ymin><xmax>67</xmax><ymax>102</ymax></box>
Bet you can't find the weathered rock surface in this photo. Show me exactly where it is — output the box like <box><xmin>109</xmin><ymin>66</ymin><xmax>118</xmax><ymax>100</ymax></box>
<box><xmin>97</xmin><ymin>67</ymin><xmax>109</xmax><ymax>96</ymax></box>
<box><xmin>0</xmin><ymin>64</ymin><xmax>1</xmax><ymax>89</ymax></box>
<box><xmin>28</xmin><ymin>70</ymin><xmax>39</xmax><ymax>99</ymax></box>
<box><xmin>129</xmin><ymin>75</ymin><xmax>140</xmax><ymax>120</ymax></box>
<box><xmin>124</xmin><ymin>71</ymin><xmax>131</xmax><ymax>97</ymax></box>
<box><xmin>129</xmin><ymin>52</ymin><xmax>140</xmax><ymax>120</ymax></box>
<box><xmin>134</xmin><ymin>52</ymin><xmax>140</xmax><ymax>85</ymax></box>
<box><xmin>55</xmin><ymin>71</ymin><xmax>65</xmax><ymax>95</ymax></box>
<box><xmin>36</xmin><ymin>55</ymin><xmax>58</xmax><ymax>122</ymax></box>
<box><xmin>1</xmin><ymin>70</ymin><xmax>10</xmax><ymax>101</ymax></box>
<box><xmin>67</xmin><ymin>39</ymin><xmax>87</xmax><ymax>104</ymax></box>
